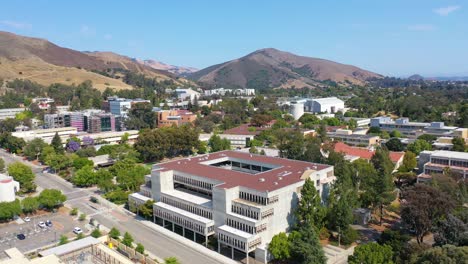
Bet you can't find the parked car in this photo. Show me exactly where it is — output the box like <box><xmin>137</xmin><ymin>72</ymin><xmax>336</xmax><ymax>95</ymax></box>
<box><xmin>46</xmin><ymin>220</ymin><xmax>53</xmax><ymax>227</ymax></box>
<box><xmin>38</xmin><ymin>221</ymin><xmax>46</xmax><ymax>228</ymax></box>
<box><xmin>89</xmin><ymin>196</ymin><xmax>99</xmax><ymax>204</ymax></box>
<box><xmin>17</xmin><ymin>234</ymin><xmax>26</xmax><ymax>240</ymax></box>
<box><xmin>23</xmin><ymin>217</ymin><xmax>31</xmax><ymax>222</ymax></box>
<box><xmin>73</xmin><ymin>227</ymin><xmax>83</xmax><ymax>234</ymax></box>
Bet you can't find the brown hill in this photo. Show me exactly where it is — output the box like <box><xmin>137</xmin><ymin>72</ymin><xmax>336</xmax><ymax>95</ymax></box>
<box><xmin>0</xmin><ymin>31</ymin><xmax>187</xmax><ymax>90</ymax></box>
<box><xmin>190</xmin><ymin>48</ymin><xmax>382</xmax><ymax>90</ymax></box>
<box><xmin>139</xmin><ymin>59</ymin><xmax>198</xmax><ymax>76</ymax></box>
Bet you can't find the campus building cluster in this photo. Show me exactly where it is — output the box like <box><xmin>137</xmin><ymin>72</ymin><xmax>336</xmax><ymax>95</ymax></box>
<box><xmin>129</xmin><ymin>150</ymin><xmax>335</xmax><ymax>263</ymax></box>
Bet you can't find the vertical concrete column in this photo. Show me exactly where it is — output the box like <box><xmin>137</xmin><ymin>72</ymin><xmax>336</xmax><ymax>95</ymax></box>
<box><xmin>231</xmin><ymin>247</ymin><xmax>234</xmax><ymax>259</ymax></box>
<box><xmin>218</xmin><ymin>241</ymin><xmax>220</xmax><ymax>253</ymax></box>
<box><xmin>172</xmin><ymin>222</ymin><xmax>174</xmax><ymax>232</ymax></box>
<box><xmin>183</xmin><ymin>227</ymin><xmax>185</xmax><ymax>237</ymax></box>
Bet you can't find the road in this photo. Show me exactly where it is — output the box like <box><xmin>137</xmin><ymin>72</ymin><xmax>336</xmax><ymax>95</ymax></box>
<box><xmin>0</xmin><ymin>149</ymin><xmax>223</xmax><ymax>264</ymax></box>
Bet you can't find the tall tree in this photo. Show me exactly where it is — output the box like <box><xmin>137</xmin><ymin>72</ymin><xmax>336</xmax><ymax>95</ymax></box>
<box><xmin>401</xmin><ymin>184</ymin><xmax>454</xmax><ymax>244</ymax></box>
<box><xmin>268</xmin><ymin>232</ymin><xmax>291</xmax><ymax>261</ymax></box>
<box><xmin>370</xmin><ymin>147</ymin><xmax>395</xmax><ymax>225</ymax></box>
<box><xmin>8</xmin><ymin>162</ymin><xmax>36</xmax><ymax>193</ymax></box>
<box><xmin>23</xmin><ymin>138</ymin><xmax>48</xmax><ymax>160</ymax></box>
<box><xmin>51</xmin><ymin>132</ymin><xmax>64</xmax><ymax>154</ymax></box>
<box><xmin>208</xmin><ymin>134</ymin><xmax>231</xmax><ymax>152</ymax></box>
<box><xmin>348</xmin><ymin>242</ymin><xmax>394</xmax><ymax>264</ymax></box>
<box><xmin>290</xmin><ymin>224</ymin><xmax>327</xmax><ymax>264</ymax></box>
<box><xmin>295</xmin><ymin>178</ymin><xmax>327</xmax><ymax>230</ymax></box>
<box><xmin>398</xmin><ymin>151</ymin><xmax>417</xmax><ymax>173</ymax></box>
<box><xmin>38</xmin><ymin>189</ymin><xmax>67</xmax><ymax>210</ymax></box>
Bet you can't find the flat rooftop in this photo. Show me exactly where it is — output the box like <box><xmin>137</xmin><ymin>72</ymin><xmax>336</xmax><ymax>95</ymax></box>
<box><xmin>39</xmin><ymin>236</ymin><xmax>100</xmax><ymax>257</ymax></box>
<box><xmin>164</xmin><ymin>189</ymin><xmax>213</xmax><ymax>208</ymax></box>
<box><xmin>218</xmin><ymin>225</ymin><xmax>253</xmax><ymax>239</ymax></box>
<box><xmin>154</xmin><ymin>150</ymin><xmax>331</xmax><ymax>192</ymax></box>
<box><xmin>431</xmin><ymin>150</ymin><xmax>468</xmax><ymax>160</ymax></box>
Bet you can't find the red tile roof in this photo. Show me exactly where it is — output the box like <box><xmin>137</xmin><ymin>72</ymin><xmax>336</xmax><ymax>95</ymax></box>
<box><xmin>155</xmin><ymin>150</ymin><xmax>331</xmax><ymax>192</ymax></box>
<box><xmin>223</xmin><ymin>124</ymin><xmax>266</xmax><ymax>135</ymax></box>
<box><xmin>334</xmin><ymin>142</ymin><xmax>404</xmax><ymax>163</ymax></box>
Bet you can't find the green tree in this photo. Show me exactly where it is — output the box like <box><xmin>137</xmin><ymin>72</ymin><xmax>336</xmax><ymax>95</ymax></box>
<box><xmin>8</xmin><ymin>162</ymin><xmax>36</xmax><ymax>193</ymax></box>
<box><xmin>407</xmin><ymin>139</ymin><xmax>432</xmax><ymax>155</ymax></box>
<box><xmin>91</xmin><ymin>228</ymin><xmax>102</xmax><ymax>238</ymax></box>
<box><xmin>51</xmin><ymin>132</ymin><xmax>64</xmax><ymax>154</ymax></box>
<box><xmin>135</xmin><ymin>243</ymin><xmax>145</xmax><ymax>254</ymax></box>
<box><xmin>434</xmin><ymin>214</ymin><xmax>468</xmax><ymax>247</ymax></box>
<box><xmin>401</xmin><ymin>184</ymin><xmax>454</xmax><ymax>244</ymax></box>
<box><xmin>79</xmin><ymin>213</ymin><xmax>87</xmax><ymax>221</ymax></box>
<box><xmin>208</xmin><ymin>134</ymin><xmax>231</xmax><ymax>152</ymax></box>
<box><xmin>109</xmin><ymin>227</ymin><xmax>120</xmax><ymax>239</ymax></box>
<box><xmin>268</xmin><ymin>232</ymin><xmax>291</xmax><ymax>261</ymax></box>
<box><xmin>0</xmin><ymin>199</ymin><xmax>22</xmax><ymax>221</ymax></box>
<box><xmin>290</xmin><ymin>224</ymin><xmax>327</xmax><ymax>264</ymax></box>
<box><xmin>164</xmin><ymin>257</ymin><xmax>180</xmax><ymax>264</ymax></box>
<box><xmin>72</xmin><ymin>166</ymin><xmax>96</xmax><ymax>187</ymax></box>
<box><xmin>385</xmin><ymin>138</ymin><xmax>404</xmax><ymax>151</ymax></box>
<box><xmin>348</xmin><ymin>242</ymin><xmax>394</xmax><ymax>264</ymax></box>
<box><xmin>39</xmin><ymin>145</ymin><xmax>56</xmax><ymax>163</ymax></box>
<box><xmin>398</xmin><ymin>151</ymin><xmax>417</xmax><ymax>173</ymax></box>
<box><xmin>378</xmin><ymin>230</ymin><xmax>411</xmax><ymax>260</ymax></box>
<box><xmin>59</xmin><ymin>235</ymin><xmax>69</xmax><ymax>245</ymax></box>
<box><xmin>0</xmin><ymin>157</ymin><xmax>5</xmax><ymax>172</ymax></box>
<box><xmin>452</xmin><ymin>137</ymin><xmax>466</xmax><ymax>152</ymax></box>
<box><xmin>138</xmin><ymin>200</ymin><xmax>154</xmax><ymax>219</ymax></box>
<box><xmin>38</xmin><ymin>189</ymin><xmax>66</xmax><ymax>210</ymax></box>
<box><xmin>295</xmin><ymin>178</ymin><xmax>327</xmax><ymax>231</ymax></box>
<box><xmin>122</xmin><ymin>232</ymin><xmax>134</xmax><ymax>247</ymax></box>
<box><xmin>21</xmin><ymin>197</ymin><xmax>39</xmax><ymax>214</ymax></box>
<box><xmin>414</xmin><ymin>245</ymin><xmax>468</xmax><ymax>264</ymax></box>
<box><xmin>72</xmin><ymin>157</ymin><xmax>94</xmax><ymax>170</ymax></box>
<box><xmin>389</xmin><ymin>130</ymin><xmax>402</xmax><ymax>138</ymax></box>
<box><xmin>370</xmin><ymin>147</ymin><xmax>396</xmax><ymax>225</ymax></box>
<box><xmin>70</xmin><ymin>208</ymin><xmax>78</xmax><ymax>216</ymax></box>
<box><xmin>45</xmin><ymin>153</ymin><xmax>72</xmax><ymax>173</ymax></box>
<box><xmin>23</xmin><ymin>138</ymin><xmax>48</xmax><ymax>160</ymax></box>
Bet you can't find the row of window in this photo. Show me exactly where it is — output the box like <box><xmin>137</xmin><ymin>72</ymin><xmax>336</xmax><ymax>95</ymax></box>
<box><xmin>161</xmin><ymin>195</ymin><xmax>213</xmax><ymax>219</ymax></box>
<box><xmin>261</xmin><ymin>208</ymin><xmax>274</xmax><ymax>219</ymax></box>
<box><xmin>239</xmin><ymin>191</ymin><xmax>267</xmax><ymax>205</ymax></box>
<box><xmin>268</xmin><ymin>195</ymin><xmax>279</xmax><ymax>204</ymax></box>
<box><xmin>154</xmin><ymin>208</ymin><xmax>210</xmax><ymax>234</ymax></box>
<box><xmin>218</xmin><ymin>233</ymin><xmax>246</xmax><ymax>250</ymax></box>
<box><xmin>226</xmin><ymin>218</ymin><xmax>255</xmax><ymax>234</ymax></box>
<box><xmin>248</xmin><ymin>238</ymin><xmax>262</xmax><ymax>250</ymax></box>
<box><xmin>174</xmin><ymin>174</ymin><xmax>214</xmax><ymax>191</ymax></box>
<box><xmin>231</xmin><ymin>205</ymin><xmax>259</xmax><ymax>220</ymax></box>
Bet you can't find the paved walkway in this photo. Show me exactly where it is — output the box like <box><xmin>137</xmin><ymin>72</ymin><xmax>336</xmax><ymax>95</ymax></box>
<box><xmin>324</xmin><ymin>244</ymin><xmax>355</xmax><ymax>264</ymax></box>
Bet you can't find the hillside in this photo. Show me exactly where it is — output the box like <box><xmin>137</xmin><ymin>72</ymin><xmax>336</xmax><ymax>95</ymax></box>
<box><xmin>0</xmin><ymin>31</ymin><xmax>187</xmax><ymax>90</ymax></box>
<box><xmin>190</xmin><ymin>48</ymin><xmax>382</xmax><ymax>89</ymax></box>
<box><xmin>139</xmin><ymin>59</ymin><xmax>198</xmax><ymax>76</ymax></box>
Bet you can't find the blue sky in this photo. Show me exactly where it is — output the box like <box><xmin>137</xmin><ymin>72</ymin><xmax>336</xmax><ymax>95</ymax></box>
<box><xmin>1</xmin><ymin>0</ymin><xmax>467</xmax><ymax>76</ymax></box>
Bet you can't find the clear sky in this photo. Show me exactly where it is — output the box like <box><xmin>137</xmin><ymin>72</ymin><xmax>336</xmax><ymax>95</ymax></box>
<box><xmin>1</xmin><ymin>0</ymin><xmax>467</xmax><ymax>77</ymax></box>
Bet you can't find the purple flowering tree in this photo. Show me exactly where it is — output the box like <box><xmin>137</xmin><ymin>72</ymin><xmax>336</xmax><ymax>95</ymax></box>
<box><xmin>82</xmin><ymin>136</ymin><xmax>94</xmax><ymax>146</ymax></box>
<box><xmin>67</xmin><ymin>140</ymin><xmax>81</xmax><ymax>152</ymax></box>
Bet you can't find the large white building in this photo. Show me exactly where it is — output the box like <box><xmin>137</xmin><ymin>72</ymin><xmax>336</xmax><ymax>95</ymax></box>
<box><xmin>175</xmin><ymin>88</ymin><xmax>201</xmax><ymax>102</ymax></box>
<box><xmin>204</xmin><ymin>88</ymin><xmax>255</xmax><ymax>97</ymax></box>
<box><xmin>306</xmin><ymin>97</ymin><xmax>345</xmax><ymax>114</ymax></box>
<box><xmin>12</xmin><ymin>127</ymin><xmax>78</xmax><ymax>144</ymax></box>
<box><xmin>417</xmin><ymin>150</ymin><xmax>468</xmax><ymax>182</ymax></box>
<box><xmin>129</xmin><ymin>151</ymin><xmax>335</xmax><ymax>263</ymax></box>
<box><xmin>108</xmin><ymin>97</ymin><xmax>150</xmax><ymax>117</ymax></box>
<box><xmin>0</xmin><ymin>174</ymin><xmax>20</xmax><ymax>202</ymax></box>
<box><xmin>370</xmin><ymin>117</ymin><xmax>465</xmax><ymax>138</ymax></box>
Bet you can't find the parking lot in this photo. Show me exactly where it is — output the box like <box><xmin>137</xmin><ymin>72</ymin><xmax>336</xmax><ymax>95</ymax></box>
<box><xmin>0</xmin><ymin>212</ymin><xmax>88</xmax><ymax>253</ymax></box>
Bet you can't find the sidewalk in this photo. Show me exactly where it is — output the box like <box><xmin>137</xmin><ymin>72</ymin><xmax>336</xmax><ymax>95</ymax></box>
<box><xmin>139</xmin><ymin>219</ymin><xmax>237</xmax><ymax>264</ymax></box>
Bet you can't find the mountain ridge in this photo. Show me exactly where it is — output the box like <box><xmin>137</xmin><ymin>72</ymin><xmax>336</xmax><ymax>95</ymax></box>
<box><xmin>189</xmin><ymin>48</ymin><xmax>382</xmax><ymax>89</ymax></box>
<box><xmin>0</xmin><ymin>31</ymin><xmax>189</xmax><ymax>90</ymax></box>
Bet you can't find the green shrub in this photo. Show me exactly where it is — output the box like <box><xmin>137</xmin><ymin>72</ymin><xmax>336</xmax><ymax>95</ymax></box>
<box><xmin>341</xmin><ymin>227</ymin><xmax>359</xmax><ymax>245</ymax></box>
<box><xmin>319</xmin><ymin>227</ymin><xmax>330</xmax><ymax>240</ymax></box>
<box><xmin>70</xmin><ymin>207</ymin><xmax>78</xmax><ymax>216</ymax></box>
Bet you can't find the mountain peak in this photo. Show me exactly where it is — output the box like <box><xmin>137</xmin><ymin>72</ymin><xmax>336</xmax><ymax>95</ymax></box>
<box><xmin>189</xmin><ymin>49</ymin><xmax>381</xmax><ymax>90</ymax></box>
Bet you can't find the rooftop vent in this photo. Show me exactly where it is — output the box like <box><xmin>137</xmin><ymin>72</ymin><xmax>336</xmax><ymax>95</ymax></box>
<box><xmin>259</xmin><ymin>178</ymin><xmax>265</xmax><ymax>182</ymax></box>
<box><xmin>274</xmin><ymin>182</ymin><xmax>278</xmax><ymax>185</ymax></box>
<box><xmin>177</xmin><ymin>161</ymin><xmax>181</xmax><ymax>164</ymax></box>
<box><xmin>278</xmin><ymin>176</ymin><xmax>283</xmax><ymax>180</ymax></box>
<box><xmin>312</xmin><ymin>166</ymin><xmax>317</xmax><ymax>169</ymax></box>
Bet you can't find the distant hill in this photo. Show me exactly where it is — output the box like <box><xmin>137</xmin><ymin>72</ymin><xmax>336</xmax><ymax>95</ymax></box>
<box><xmin>189</xmin><ymin>48</ymin><xmax>382</xmax><ymax>90</ymax></box>
<box><xmin>139</xmin><ymin>59</ymin><xmax>198</xmax><ymax>76</ymax></box>
<box><xmin>0</xmin><ymin>31</ymin><xmax>186</xmax><ymax>90</ymax></box>
<box><xmin>408</xmin><ymin>74</ymin><xmax>424</xmax><ymax>81</ymax></box>
<box><xmin>428</xmin><ymin>76</ymin><xmax>468</xmax><ymax>81</ymax></box>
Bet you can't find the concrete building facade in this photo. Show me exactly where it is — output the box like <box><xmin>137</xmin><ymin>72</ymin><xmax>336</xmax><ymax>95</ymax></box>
<box><xmin>129</xmin><ymin>151</ymin><xmax>335</xmax><ymax>263</ymax></box>
<box><xmin>417</xmin><ymin>150</ymin><xmax>468</xmax><ymax>182</ymax></box>
<box><xmin>0</xmin><ymin>174</ymin><xmax>20</xmax><ymax>202</ymax></box>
